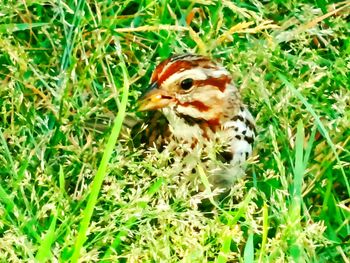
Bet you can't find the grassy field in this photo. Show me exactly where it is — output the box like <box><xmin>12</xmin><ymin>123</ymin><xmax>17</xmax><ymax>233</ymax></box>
<box><xmin>0</xmin><ymin>0</ymin><xmax>349</xmax><ymax>262</ymax></box>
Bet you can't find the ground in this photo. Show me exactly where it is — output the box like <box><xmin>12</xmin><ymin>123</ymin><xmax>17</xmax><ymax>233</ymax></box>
<box><xmin>0</xmin><ymin>0</ymin><xmax>349</xmax><ymax>262</ymax></box>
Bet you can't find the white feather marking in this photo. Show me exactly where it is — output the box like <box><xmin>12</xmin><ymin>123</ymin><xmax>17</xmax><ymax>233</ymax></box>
<box><xmin>239</xmin><ymin>107</ymin><xmax>255</xmax><ymax>126</ymax></box>
<box><xmin>162</xmin><ymin>108</ymin><xmax>203</xmax><ymax>140</ymax></box>
<box><xmin>230</xmin><ymin>139</ymin><xmax>252</xmax><ymax>163</ymax></box>
<box><xmin>176</xmin><ymin>105</ymin><xmax>205</xmax><ymax>119</ymax></box>
<box><xmin>224</xmin><ymin>120</ymin><xmax>246</xmax><ymax>132</ymax></box>
<box><xmin>190</xmin><ymin>86</ymin><xmax>225</xmax><ymax>102</ymax></box>
<box><xmin>223</xmin><ymin>108</ymin><xmax>255</xmax><ymax>165</ymax></box>
<box><xmin>202</xmin><ymin>67</ymin><xmax>229</xmax><ymax>78</ymax></box>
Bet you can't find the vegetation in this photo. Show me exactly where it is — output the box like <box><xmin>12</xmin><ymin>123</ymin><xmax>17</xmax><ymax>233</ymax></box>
<box><xmin>0</xmin><ymin>0</ymin><xmax>349</xmax><ymax>261</ymax></box>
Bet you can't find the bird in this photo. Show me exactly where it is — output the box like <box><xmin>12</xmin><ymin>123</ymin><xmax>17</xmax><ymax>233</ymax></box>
<box><xmin>137</xmin><ymin>54</ymin><xmax>255</xmax><ymax>190</ymax></box>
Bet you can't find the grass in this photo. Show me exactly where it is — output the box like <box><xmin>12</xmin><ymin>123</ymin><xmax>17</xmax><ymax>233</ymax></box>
<box><xmin>0</xmin><ymin>0</ymin><xmax>349</xmax><ymax>262</ymax></box>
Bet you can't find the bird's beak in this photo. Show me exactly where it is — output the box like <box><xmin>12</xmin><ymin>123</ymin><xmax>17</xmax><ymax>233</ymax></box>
<box><xmin>138</xmin><ymin>82</ymin><xmax>174</xmax><ymax>111</ymax></box>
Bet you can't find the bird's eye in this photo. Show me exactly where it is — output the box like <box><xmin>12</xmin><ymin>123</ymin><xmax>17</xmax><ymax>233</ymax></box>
<box><xmin>180</xmin><ymin>78</ymin><xmax>193</xmax><ymax>90</ymax></box>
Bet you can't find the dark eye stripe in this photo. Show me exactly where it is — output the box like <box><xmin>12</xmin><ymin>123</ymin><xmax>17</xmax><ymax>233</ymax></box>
<box><xmin>195</xmin><ymin>75</ymin><xmax>231</xmax><ymax>92</ymax></box>
<box><xmin>178</xmin><ymin>100</ymin><xmax>210</xmax><ymax>112</ymax></box>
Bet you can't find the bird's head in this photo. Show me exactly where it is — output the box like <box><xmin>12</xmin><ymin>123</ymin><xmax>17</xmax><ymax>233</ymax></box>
<box><xmin>138</xmin><ymin>54</ymin><xmax>236</xmax><ymax>126</ymax></box>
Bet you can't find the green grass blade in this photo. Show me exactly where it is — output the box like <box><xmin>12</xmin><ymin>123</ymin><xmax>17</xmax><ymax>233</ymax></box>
<box><xmin>0</xmin><ymin>23</ymin><xmax>48</xmax><ymax>33</ymax></box>
<box><xmin>70</xmin><ymin>40</ymin><xmax>130</xmax><ymax>263</ymax></box>
<box><xmin>59</xmin><ymin>165</ymin><xmax>66</xmax><ymax>196</ymax></box>
<box><xmin>0</xmin><ymin>128</ymin><xmax>15</xmax><ymax>176</ymax></box>
<box><xmin>0</xmin><ymin>128</ymin><xmax>17</xmax><ymax>215</ymax></box>
<box><xmin>303</xmin><ymin>124</ymin><xmax>317</xmax><ymax>167</ymax></box>
<box><xmin>57</xmin><ymin>0</ymin><xmax>86</xmax><ymax>121</ymax></box>
<box><xmin>293</xmin><ymin>120</ymin><xmax>305</xmax><ymax>201</ymax></box>
<box><xmin>277</xmin><ymin>73</ymin><xmax>350</xmax><ymax>198</ymax></box>
<box><xmin>35</xmin><ymin>212</ymin><xmax>58</xmax><ymax>262</ymax></box>
<box><xmin>216</xmin><ymin>233</ymin><xmax>231</xmax><ymax>263</ymax></box>
<box><xmin>243</xmin><ymin>233</ymin><xmax>254</xmax><ymax>263</ymax></box>
<box><xmin>258</xmin><ymin>202</ymin><xmax>269</xmax><ymax>262</ymax></box>
<box><xmin>0</xmin><ymin>185</ymin><xmax>15</xmax><ymax>214</ymax></box>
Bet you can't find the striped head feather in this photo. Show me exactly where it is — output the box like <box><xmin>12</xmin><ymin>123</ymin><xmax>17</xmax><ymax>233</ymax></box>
<box><xmin>138</xmin><ymin>54</ymin><xmax>243</xmax><ymax>130</ymax></box>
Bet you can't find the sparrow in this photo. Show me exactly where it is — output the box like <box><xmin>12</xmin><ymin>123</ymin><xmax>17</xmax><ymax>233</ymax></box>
<box><xmin>138</xmin><ymin>54</ymin><xmax>255</xmax><ymax>189</ymax></box>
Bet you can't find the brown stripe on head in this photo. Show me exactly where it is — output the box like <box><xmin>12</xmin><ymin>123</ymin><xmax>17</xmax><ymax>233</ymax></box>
<box><xmin>152</xmin><ymin>55</ymin><xmax>214</xmax><ymax>85</ymax></box>
<box><xmin>178</xmin><ymin>100</ymin><xmax>210</xmax><ymax>112</ymax></box>
<box><xmin>151</xmin><ymin>57</ymin><xmax>171</xmax><ymax>83</ymax></box>
<box><xmin>157</xmin><ymin>60</ymin><xmax>195</xmax><ymax>84</ymax></box>
<box><xmin>195</xmin><ymin>75</ymin><xmax>231</xmax><ymax>92</ymax></box>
